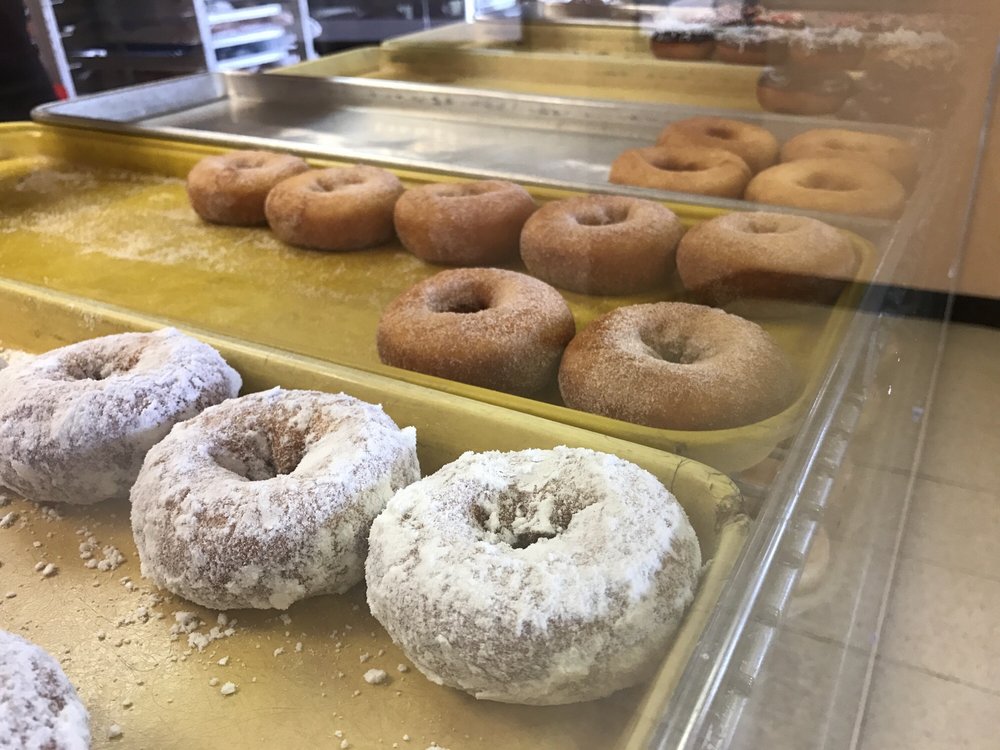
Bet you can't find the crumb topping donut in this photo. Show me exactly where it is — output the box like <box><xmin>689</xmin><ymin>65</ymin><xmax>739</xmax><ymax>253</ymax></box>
<box><xmin>0</xmin><ymin>329</ymin><xmax>241</xmax><ymax>505</ymax></box>
<box><xmin>520</xmin><ymin>195</ymin><xmax>684</xmax><ymax>295</ymax></box>
<box><xmin>657</xmin><ymin>116</ymin><xmax>780</xmax><ymax>174</ymax></box>
<box><xmin>746</xmin><ymin>158</ymin><xmax>906</xmax><ymax>218</ymax></box>
<box><xmin>676</xmin><ymin>211</ymin><xmax>859</xmax><ymax>304</ymax></box>
<box><xmin>609</xmin><ymin>145</ymin><xmax>751</xmax><ymax>198</ymax></box>
<box><xmin>186</xmin><ymin>149</ymin><xmax>309</xmax><ymax>226</ymax></box>
<box><xmin>265</xmin><ymin>165</ymin><xmax>404</xmax><ymax>251</ymax></box>
<box><xmin>559</xmin><ymin>303</ymin><xmax>798</xmax><ymax>430</ymax></box>
<box><xmin>131</xmin><ymin>389</ymin><xmax>420</xmax><ymax>610</ymax></box>
<box><xmin>394</xmin><ymin>180</ymin><xmax>536</xmax><ymax>265</ymax></box>
<box><xmin>0</xmin><ymin>630</ymin><xmax>90</xmax><ymax>750</ymax></box>
<box><xmin>378</xmin><ymin>268</ymin><xmax>575</xmax><ymax>395</ymax></box>
<box><xmin>780</xmin><ymin>128</ymin><xmax>918</xmax><ymax>184</ymax></box>
<box><xmin>366</xmin><ymin>446</ymin><xmax>701</xmax><ymax>705</ymax></box>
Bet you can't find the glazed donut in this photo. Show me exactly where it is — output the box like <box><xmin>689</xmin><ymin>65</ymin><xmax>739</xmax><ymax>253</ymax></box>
<box><xmin>265</xmin><ymin>165</ymin><xmax>404</xmax><ymax>251</ymax></box>
<box><xmin>130</xmin><ymin>389</ymin><xmax>420</xmax><ymax>610</ymax></box>
<box><xmin>657</xmin><ymin>116</ymin><xmax>780</xmax><ymax>173</ymax></box>
<box><xmin>609</xmin><ymin>145</ymin><xmax>751</xmax><ymax>198</ymax></box>
<box><xmin>366</xmin><ymin>446</ymin><xmax>701</xmax><ymax>705</ymax></box>
<box><xmin>186</xmin><ymin>149</ymin><xmax>309</xmax><ymax>226</ymax></box>
<box><xmin>746</xmin><ymin>158</ymin><xmax>906</xmax><ymax>218</ymax></box>
<box><xmin>520</xmin><ymin>195</ymin><xmax>684</xmax><ymax>295</ymax></box>
<box><xmin>559</xmin><ymin>302</ymin><xmax>798</xmax><ymax>430</ymax></box>
<box><xmin>0</xmin><ymin>631</ymin><xmax>90</xmax><ymax>749</ymax></box>
<box><xmin>393</xmin><ymin>180</ymin><xmax>536</xmax><ymax>265</ymax></box>
<box><xmin>378</xmin><ymin>268</ymin><xmax>574</xmax><ymax>395</ymax></box>
<box><xmin>756</xmin><ymin>67</ymin><xmax>853</xmax><ymax>116</ymax></box>
<box><xmin>0</xmin><ymin>329</ymin><xmax>241</xmax><ymax>505</ymax></box>
<box><xmin>780</xmin><ymin>128</ymin><xmax>918</xmax><ymax>184</ymax></box>
<box><xmin>676</xmin><ymin>212</ymin><xmax>859</xmax><ymax>304</ymax></box>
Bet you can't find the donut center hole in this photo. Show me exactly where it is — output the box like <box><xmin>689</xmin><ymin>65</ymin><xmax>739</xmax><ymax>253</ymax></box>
<box><xmin>312</xmin><ymin>173</ymin><xmax>366</xmax><ymax>192</ymax></box>
<box><xmin>473</xmin><ymin>490</ymin><xmax>581</xmax><ymax>549</ymax></box>
<box><xmin>229</xmin><ymin>156</ymin><xmax>268</xmax><ymax>170</ymax></box>
<box><xmin>63</xmin><ymin>351</ymin><xmax>141</xmax><ymax>381</ymax></box>
<box><xmin>436</xmin><ymin>183</ymin><xmax>493</xmax><ymax>198</ymax></box>
<box><xmin>430</xmin><ymin>288</ymin><xmax>492</xmax><ymax>315</ymax></box>
<box><xmin>799</xmin><ymin>173</ymin><xmax>858</xmax><ymax>191</ymax></box>
<box><xmin>647</xmin><ymin>156</ymin><xmax>707</xmax><ymax>173</ymax></box>
<box><xmin>211</xmin><ymin>422</ymin><xmax>308</xmax><ymax>482</ymax></box>
<box><xmin>706</xmin><ymin>127</ymin><xmax>735</xmax><ymax>139</ymax></box>
<box><xmin>643</xmin><ymin>335</ymin><xmax>700</xmax><ymax>364</ymax></box>
<box><xmin>745</xmin><ymin>217</ymin><xmax>796</xmax><ymax>234</ymax></box>
<box><xmin>574</xmin><ymin>205</ymin><xmax>630</xmax><ymax>226</ymax></box>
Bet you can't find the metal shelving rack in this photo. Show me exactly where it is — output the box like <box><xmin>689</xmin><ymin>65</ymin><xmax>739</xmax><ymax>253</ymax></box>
<box><xmin>24</xmin><ymin>0</ymin><xmax>317</xmax><ymax>97</ymax></box>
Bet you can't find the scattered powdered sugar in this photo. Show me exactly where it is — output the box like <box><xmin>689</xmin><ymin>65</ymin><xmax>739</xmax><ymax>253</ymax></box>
<box><xmin>364</xmin><ymin>669</ymin><xmax>388</xmax><ymax>685</ymax></box>
<box><xmin>366</xmin><ymin>446</ymin><xmax>702</xmax><ymax>704</ymax></box>
<box><xmin>107</xmin><ymin>724</ymin><xmax>122</xmax><ymax>740</ymax></box>
<box><xmin>0</xmin><ymin>631</ymin><xmax>90</xmax><ymax>749</ymax></box>
<box><xmin>219</xmin><ymin>682</ymin><xmax>237</xmax><ymax>696</ymax></box>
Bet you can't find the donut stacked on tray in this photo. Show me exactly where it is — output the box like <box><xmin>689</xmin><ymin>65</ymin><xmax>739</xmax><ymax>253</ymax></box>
<box><xmin>610</xmin><ymin>115</ymin><xmax>916</xmax><ymax>219</ymax></box>
<box><xmin>0</xmin><ymin>332</ymin><xmax>702</xmax><ymax>707</ymax></box>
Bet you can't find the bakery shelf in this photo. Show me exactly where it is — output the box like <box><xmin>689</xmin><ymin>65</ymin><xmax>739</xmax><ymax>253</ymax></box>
<box><xmin>206</xmin><ymin>2</ymin><xmax>284</xmax><ymax>25</ymax></box>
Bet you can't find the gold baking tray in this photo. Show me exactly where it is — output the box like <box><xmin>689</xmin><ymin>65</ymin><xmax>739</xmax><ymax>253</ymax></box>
<box><xmin>0</xmin><ymin>123</ymin><xmax>871</xmax><ymax>473</ymax></box>
<box><xmin>276</xmin><ymin>45</ymin><xmax>763</xmax><ymax>110</ymax></box>
<box><xmin>0</xmin><ymin>277</ymin><xmax>747</xmax><ymax>750</ymax></box>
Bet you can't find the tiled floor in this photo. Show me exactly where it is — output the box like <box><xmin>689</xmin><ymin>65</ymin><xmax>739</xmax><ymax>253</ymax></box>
<box><xmin>857</xmin><ymin>322</ymin><xmax>1000</xmax><ymax>749</ymax></box>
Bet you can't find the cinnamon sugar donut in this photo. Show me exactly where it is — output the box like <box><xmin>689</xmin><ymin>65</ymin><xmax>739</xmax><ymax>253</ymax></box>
<box><xmin>609</xmin><ymin>146</ymin><xmax>751</xmax><ymax>198</ymax></box>
<box><xmin>746</xmin><ymin>158</ymin><xmax>906</xmax><ymax>218</ymax></box>
<box><xmin>756</xmin><ymin>67</ymin><xmax>853</xmax><ymax>116</ymax></box>
<box><xmin>131</xmin><ymin>389</ymin><xmax>420</xmax><ymax>610</ymax></box>
<box><xmin>394</xmin><ymin>180</ymin><xmax>536</xmax><ymax>265</ymax></box>
<box><xmin>520</xmin><ymin>195</ymin><xmax>684</xmax><ymax>295</ymax></box>
<box><xmin>265</xmin><ymin>165</ymin><xmax>404</xmax><ymax>251</ymax></box>
<box><xmin>0</xmin><ymin>631</ymin><xmax>90</xmax><ymax>749</ymax></box>
<box><xmin>366</xmin><ymin>446</ymin><xmax>701</xmax><ymax>705</ymax></box>
<box><xmin>0</xmin><ymin>329</ymin><xmax>241</xmax><ymax>505</ymax></box>
<box><xmin>187</xmin><ymin>150</ymin><xmax>309</xmax><ymax>226</ymax></box>
<box><xmin>377</xmin><ymin>268</ymin><xmax>574</xmax><ymax>395</ymax></box>
<box><xmin>676</xmin><ymin>212</ymin><xmax>859</xmax><ymax>304</ymax></box>
<box><xmin>780</xmin><ymin>128</ymin><xmax>918</xmax><ymax>184</ymax></box>
<box><xmin>657</xmin><ymin>116</ymin><xmax>780</xmax><ymax>174</ymax></box>
<box><xmin>559</xmin><ymin>303</ymin><xmax>798</xmax><ymax>430</ymax></box>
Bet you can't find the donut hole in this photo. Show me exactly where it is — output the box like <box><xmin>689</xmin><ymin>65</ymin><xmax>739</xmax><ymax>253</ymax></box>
<box><xmin>574</xmin><ymin>204</ymin><xmax>631</xmax><ymax>226</ymax></box>
<box><xmin>647</xmin><ymin>155</ymin><xmax>707</xmax><ymax>173</ymax></box>
<box><xmin>798</xmin><ymin>173</ymin><xmax>858</xmax><ymax>191</ymax></box>
<box><xmin>228</xmin><ymin>155</ymin><xmax>269</xmax><ymax>170</ymax></box>
<box><xmin>435</xmin><ymin>182</ymin><xmax>495</xmax><ymax>198</ymax></box>
<box><xmin>822</xmin><ymin>139</ymin><xmax>848</xmax><ymax>150</ymax></box>
<box><xmin>642</xmin><ymin>334</ymin><xmax>701</xmax><ymax>365</ymax></box>
<box><xmin>744</xmin><ymin>216</ymin><xmax>798</xmax><ymax>234</ymax></box>
<box><xmin>62</xmin><ymin>351</ymin><xmax>141</xmax><ymax>381</ymax></box>
<box><xmin>706</xmin><ymin>126</ymin><xmax>736</xmax><ymax>140</ymax></box>
<box><xmin>472</xmin><ymin>490</ymin><xmax>583</xmax><ymax>549</ymax></box>
<box><xmin>210</xmin><ymin>425</ymin><xmax>308</xmax><ymax>482</ymax></box>
<box><xmin>429</xmin><ymin>288</ymin><xmax>492</xmax><ymax>315</ymax></box>
<box><xmin>312</xmin><ymin>173</ymin><xmax>367</xmax><ymax>193</ymax></box>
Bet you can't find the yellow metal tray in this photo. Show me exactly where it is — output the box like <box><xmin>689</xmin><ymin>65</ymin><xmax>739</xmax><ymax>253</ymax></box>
<box><xmin>0</xmin><ymin>278</ymin><xmax>747</xmax><ymax>750</ymax></box>
<box><xmin>277</xmin><ymin>46</ymin><xmax>763</xmax><ymax>111</ymax></box>
<box><xmin>0</xmin><ymin>123</ymin><xmax>871</xmax><ymax>474</ymax></box>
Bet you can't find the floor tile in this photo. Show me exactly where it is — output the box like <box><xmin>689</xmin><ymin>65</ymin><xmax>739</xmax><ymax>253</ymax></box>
<box><xmin>919</xmin><ymin>413</ymin><xmax>1000</xmax><ymax>491</ymax></box>
<box><xmin>860</xmin><ymin>660</ymin><xmax>1000</xmax><ymax>750</ymax></box>
<box><xmin>879</xmin><ymin>556</ymin><xmax>1000</xmax><ymax>693</ymax></box>
<box><xmin>902</xmin><ymin>478</ymin><xmax>1000</xmax><ymax>580</ymax></box>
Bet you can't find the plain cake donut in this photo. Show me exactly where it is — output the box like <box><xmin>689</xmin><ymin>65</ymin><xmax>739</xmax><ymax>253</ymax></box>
<box><xmin>0</xmin><ymin>630</ymin><xmax>90</xmax><ymax>750</ymax></box>
<box><xmin>746</xmin><ymin>158</ymin><xmax>906</xmax><ymax>218</ymax></box>
<box><xmin>366</xmin><ymin>446</ymin><xmax>701</xmax><ymax>705</ymax></box>
<box><xmin>394</xmin><ymin>180</ymin><xmax>536</xmax><ymax>265</ymax></box>
<box><xmin>130</xmin><ymin>389</ymin><xmax>420</xmax><ymax>610</ymax></box>
<box><xmin>186</xmin><ymin>149</ymin><xmax>309</xmax><ymax>226</ymax></box>
<box><xmin>609</xmin><ymin>145</ymin><xmax>752</xmax><ymax>198</ymax></box>
<box><xmin>265</xmin><ymin>165</ymin><xmax>404</xmax><ymax>251</ymax></box>
<box><xmin>377</xmin><ymin>268</ymin><xmax>575</xmax><ymax>395</ymax></box>
<box><xmin>657</xmin><ymin>116</ymin><xmax>780</xmax><ymax>173</ymax></box>
<box><xmin>676</xmin><ymin>211</ymin><xmax>859</xmax><ymax>304</ymax></box>
<box><xmin>559</xmin><ymin>302</ymin><xmax>798</xmax><ymax>430</ymax></box>
<box><xmin>520</xmin><ymin>195</ymin><xmax>684</xmax><ymax>295</ymax></box>
<box><xmin>0</xmin><ymin>329</ymin><xmax>241</xmax><ymax>505</ymax></box>
<box><xmin>780</xmin><ymin>128</ymin><xmax>918</xmax><ymax>184</ymax></box>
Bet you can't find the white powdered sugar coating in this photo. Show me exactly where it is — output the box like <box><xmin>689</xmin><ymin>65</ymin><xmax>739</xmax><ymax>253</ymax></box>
<box><xmin>131</xmin><ymin>389</ymin><xmax>420</xmax><ymax>610</ymax></box>
<box><xmin>0</xmin><ymin>631</ymin><xmax>90</xmax><ymax>750</ymax></box>
<box><xmin>0</xmin><ymin>329</ymin><xmax>241</xmax><ymax>505</ymax></box>
<box><xmin>366</xmin><ymin>446</ymin><xmax>702</xmax><ymax>705</ymax></box>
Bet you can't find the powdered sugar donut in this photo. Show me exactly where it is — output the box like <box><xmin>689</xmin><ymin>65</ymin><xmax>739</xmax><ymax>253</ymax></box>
<box><xmin>0</xmin><ymin>630</ymin><xmax>90</xmax><ymax>750</ymax></box>
<box><xmin>0</xmin><ymin>329</ymin><xmax>241</xmax><ymax>505</ymax></box>
<box><xmin>366</xmin><ymin>446</ymin><xmax>701</xmax><ymax>705</ymax></box>
<box><xmin>131</xmin><ymin>389</ymin><xmax>420</xmax><ymax>610</ymax></box>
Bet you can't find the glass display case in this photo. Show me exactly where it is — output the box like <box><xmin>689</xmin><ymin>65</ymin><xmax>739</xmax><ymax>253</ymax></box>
<box><xmin>2</xmin><ymin>1</ymin><xmax>999</xmax><ymax>748</ymax></box>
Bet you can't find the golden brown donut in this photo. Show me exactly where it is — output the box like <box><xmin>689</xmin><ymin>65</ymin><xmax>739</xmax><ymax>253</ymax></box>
<box><xmin>377</xmin><ymin>268</ymin><xmax>575</xmax><ymax>395</ymax></box>
<box><xmin>746</xmin><ymin>158</ymin><xmax>905</xmax><ymax>218</ymax></box>
<box><xmin>559</xmin><ymin>302</ymin><xmax>798</xmax><ymax>430</ymax></box>
<box><xmin>609</xmin><ymin>146</ymin><xmax>752</xmax><ymax>198</ymax></box>
<box><xmin>756</xmin><ymin>67</ymin><xmax>853</xmax><ymax>116</ymax></box>
<box><xmin>265</xmin><ymin>165</ymin><xmax>404</xmax><ymax>251</ymax></box>
<box><xmin>780</xmin><ymin>128</ymin><xmax>918</xmax><ymax>184</ymax></box>
<box><xmin>186</xmin><ymin>150</ymin><xmax>309</xmax><ymax>226</ymax></box>
<box><xmin>393</xmin><ymin>180</ymin><xmax>536</xmax><ymax>265</ymax></box>
<box><xmin>657</xmin><ymin>116</ymin><xmax>780</xmax><ymax>173</ymax></box>
<box><xmin>520</xmin><ymin>195</ymin><xmax>684</xmax><ymax>296</ymax></box>
<box><xmin>676</xmin><ymin>211</ymin><xmax>859</xmax><ymax>304</ymax></box>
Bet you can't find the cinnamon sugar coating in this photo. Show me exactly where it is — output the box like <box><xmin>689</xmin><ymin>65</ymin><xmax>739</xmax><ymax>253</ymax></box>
<box><xmin>780</xmin><ymin>128</ymin><xmax>918</xmax><ymax>184</ymax></box>
<box><xmin>657</xmin><ymin>116</ymin><xmax>780</xmax><ymax>173</ymax></box>
<box><xmin>609</xmin><ymin>145</ymin><xmax>752</xmax><ymax>198</ymax></box>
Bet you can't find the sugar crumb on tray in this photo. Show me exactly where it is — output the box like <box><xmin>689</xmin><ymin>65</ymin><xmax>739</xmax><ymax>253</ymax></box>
<box><xmin>364</xmin><ymin>668</ymin><xmax>388</xmax><ymax>685</ymax></box>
